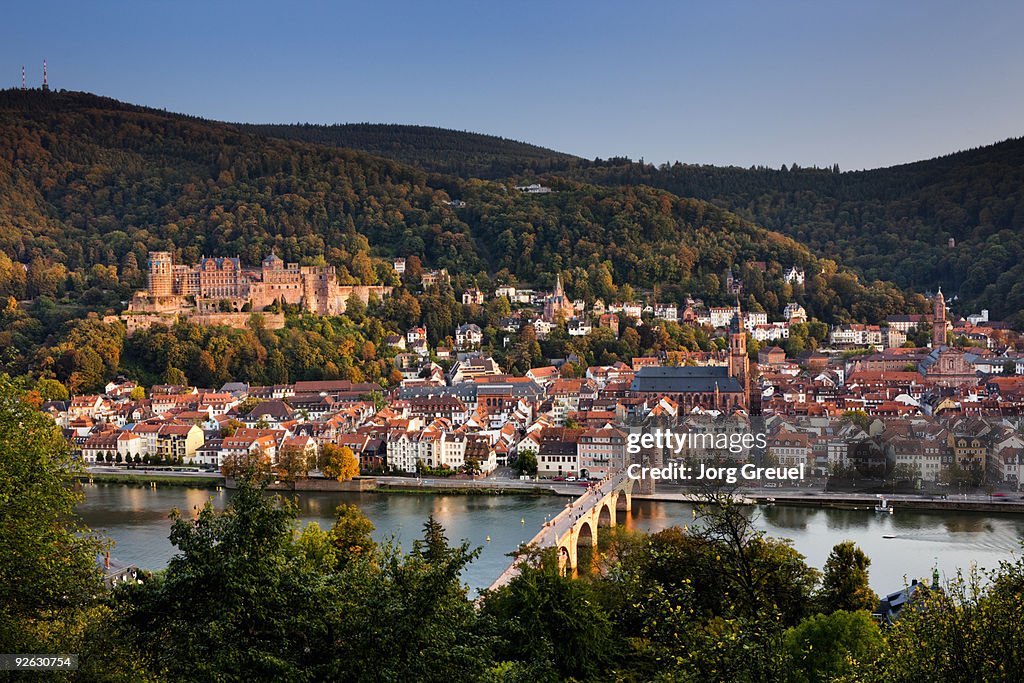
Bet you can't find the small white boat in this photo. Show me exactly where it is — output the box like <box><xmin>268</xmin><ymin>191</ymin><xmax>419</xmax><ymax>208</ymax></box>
<box><xmin>875</xmin><ymin>496</ymin><xmax>894</xmax><ymax>514</ymax></box>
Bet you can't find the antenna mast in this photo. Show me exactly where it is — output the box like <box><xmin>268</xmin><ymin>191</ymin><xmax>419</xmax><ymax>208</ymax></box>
<box><xmin>21</xmin><ymin>65</ymin><xmax>26</xmax><ymax>90</ymax></box>
<box><xmin>42</xmin><ymin>59</ymin><xmax>49</xmax><ymax>91</ymax></box>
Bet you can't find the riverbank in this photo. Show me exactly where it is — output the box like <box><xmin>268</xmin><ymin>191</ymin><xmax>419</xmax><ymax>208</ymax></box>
<box><xmin>377</xmin><ymin>484</ymin><xmax>558</xmax><ymax>496</ymax></box>
<box><xmin>80</xmin><ymin>468</ymin><xmax>1024</xmax><ymax>514</ymax></box>
<box><xmin>79</xmin><ymin>472</ymin><xmax>223</xmax><ymax>489</ymax></box>
<box><xmin>750</xmin><ymin>493</ymin><xmax>1024</xmax><ymax>514</ymax></box>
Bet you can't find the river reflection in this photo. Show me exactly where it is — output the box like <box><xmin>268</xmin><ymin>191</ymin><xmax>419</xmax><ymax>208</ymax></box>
<box><xmin>76</xmin><ymin>484</ymin><xmax>1024</xmax><ymax>594</ymax></box>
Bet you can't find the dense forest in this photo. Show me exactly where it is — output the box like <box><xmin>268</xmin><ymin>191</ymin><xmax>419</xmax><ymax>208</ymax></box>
<box><xmin>242</xmin><ymin>112</ymin><xmax>1024</xmax><ymax>325</ymax></box>
<box><xmin>5</xmin><ymin>379</ymin><xmax>1024</xmax><ymax>682</ymax></box>
<box><xmin>0</xmin><ymin>89</ymin><xmax>928</xmax><ymax>389</ymax></box>
<box><xmin>239</xmin><ymin>122</ymin><xmax>581</xmax><ymax>179</ymax></box>
<box><xmin>571</xmin><ymin>141</ymin><xmax>1024</xmax><ymax>324</ymax></box>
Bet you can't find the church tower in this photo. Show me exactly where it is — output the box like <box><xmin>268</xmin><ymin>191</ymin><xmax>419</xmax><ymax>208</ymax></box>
<box><xmin>728</xmin><ymin>314</ymin><xmax>749</xmax><ymax>409</ymax></box>
<box><xmin>543</xmin><ymin>272</ymin><xmax>574</xmax><ymax>323</ymax></box>
<box><xmin>932</xmin><ymin>287</ymin><xmax>946</xmax><ymax>347</ymax></box>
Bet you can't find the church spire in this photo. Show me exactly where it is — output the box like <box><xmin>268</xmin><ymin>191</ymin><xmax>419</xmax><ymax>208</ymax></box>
<box><xmin>932</xmin><ymin>286</ymin><xmax>947</xmax><ymax>348</ymax></box>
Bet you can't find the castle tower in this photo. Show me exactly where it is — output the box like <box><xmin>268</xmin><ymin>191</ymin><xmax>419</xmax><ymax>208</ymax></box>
<box><xmin>932</xmin><ymin>287</ymin><xmax>946</xmax><ymax>348</ymax></box>
<box><xmin>147</xmin><ymin>251</ymin><xmax>173</xmax><ymax>297</ymax></box>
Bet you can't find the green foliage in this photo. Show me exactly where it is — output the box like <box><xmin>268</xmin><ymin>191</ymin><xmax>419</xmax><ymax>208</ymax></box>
<box><xmin>513</xmin><ymin>448</ymin><xmax>538</xmax><ymax>476</ymax></box>
<box><xmin>239</xmin><ymin>122</ymin><xmax>580</xmax><ymax>179</ymax></box>
<box><xmin>817</xmin><ymin>541</ymin><xmax>878</xmax><ymax>614</ymax></box>
<box><xmin>324</xmin><ymin>514</ymin><xmax>488</xmax><ymax>682</ymax></box>
<box><xmin>34</xmin><ymin>376</ymin><xmax>69</xmax><ymax>400</ymax></box>
<box><xmin>691</xmin><ymin>489</ymin><xmax>820</xmax><ymax>626</ymax></box>
<box><xmin>479</xmin><ymin>548</ymin><xmax>615</xmax><ymax>682</ymax></box>
<box><xmin>114</xmin><ymin>479</ymin><xmax>339</xmax><ymax>680</ymax></box>
<box><xmin>113</xmin><ymin>477</ymin><xmax>489</xmax><ymax>682</ymax></box>
<box><xmin>116</xmin><ymin>314</ymin><xmax>397</xmax><ymax>388</ymax></box>
<box><xmin>557</xmin><ymin>491</ymin><xmax>824</xmax><ymax>680</ymax></box>
<box><xmin>783</xmin><ymin>610</ymin><xmax>883</xmax><ymax>683</ymax></box>
<box><xmin>330</xmin><ymin>503</ymin><xmax>377</xmax><ymax>568</ymax></box>
<box><xmin>33</xmin><ymin>318</ymin><xmax>126</xmax><ymax>393</ymax></box>
<box><xmin>0</xmin><ymin>376</ymin><xmax>106</xmax><ymax>654</ymax></box>
<box><xmin>871</xmin><ymin>563</ymin><xmax>1024</xmax><ymax>682</ymax></box>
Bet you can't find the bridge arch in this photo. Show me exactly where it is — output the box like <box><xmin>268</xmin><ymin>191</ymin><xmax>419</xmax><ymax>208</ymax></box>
<box><xmin>597</xmin><ymin>501</ymin><xmax>614</xmax><ymax>528</ymax></box>
<box><xmin>573</xmin><ymin>519</ymin><xmax>596</xmax><ymax>574</ymax></box>
<box><xmin>573</xmin><ymin>518</ymin><xmax>596</xmax><ymax>549</ymax></box>
<box><xmin>614</xmin><ymin>482</ymin><xmax>633</xmax><ymax>524</ymax></box>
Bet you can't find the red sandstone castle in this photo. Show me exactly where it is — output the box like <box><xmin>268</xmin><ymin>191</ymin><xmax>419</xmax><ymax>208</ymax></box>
<box><xmin>137</xmin><ymin>251</ymin><xmax>391</xmax><ymax>317</ymax></box>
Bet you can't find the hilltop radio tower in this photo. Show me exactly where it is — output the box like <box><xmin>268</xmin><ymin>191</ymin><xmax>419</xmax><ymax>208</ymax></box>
<box><xmin>21</xmin><ymin>65</ymin><xmax>26</xmax><ymax>90</ymax></box>
<box><xmin>42</xmin><ymin>59</ymin><xmax>49</xmax><ymax>91</ymax></box>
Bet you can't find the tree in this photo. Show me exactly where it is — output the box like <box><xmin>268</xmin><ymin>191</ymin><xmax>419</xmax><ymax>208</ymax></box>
<box><xmin>0</xmin><ymin>377</ymin><xmax>106</xmax><ymax>654</ymax></box>
<box><xmin>112</xmin><ymin>476</ymin><xmax>342</xmax><ymax>680</ymax></box>
<box><xmin>321</xmin><ymin>443</ymin><xmax>360</xmax><ymax>481</ymax></box>
<box><xmin>816</xmin><ymin>541</ymin><xmax>878</xmax><ymax>614</ymax></box>
<box><xmin>869</xmin><ymin>563</ymin><xmax>1024</xmax><ymax>682</ymax></box>
<box><xmin>236</xmin><ymin>397</ymin><xmax>263</xmax><ymax>415</ymax></box>
<box><xmin>514</xmin><ymin>449</ymin><xmax>538</xmax><ymax>476</ymax></box>
<box><xmin>164</xmin><ymin>366</ymin><xmax>188</xmax><ymax>386</ymax></box>
<box><xmin>35</xmin><ymin>377</ymin><xmax>69</xmax><ymax>401</ymax></box>
<box><xmin>129</xmin><ymin>385</ymin><xmax>146</xmax><ymax>401</ymax></box>
<box><xmin>414</xmin><ymin>516</ymin><xmax>455</xmax><ymax>565</ymax></box>
<box><xmin>221</xmin><ymin>448</ymin><xmax>271</xmax><ymax>480</ymax></box>
<box><xmin>219</xmin><ymin>419</ymin><xmax>244</xmax><ymax>438</ymax></box>
<box><xmin>783</xmin><ymin>610</ymin><xmax>883</xmax><ymax>683</ymax></box>
<box><xmin>326</xmin><ymin>517</ymin><xmax>488</xmax><ymax>682</ymax></box>
<box><xmin>275</xmin><ymin>446</ymin><xmax>310</xmax><ymax>483</ymax></box>
<box><xmin>690</xmin><ymin>484</ymin><xmax>819</xmax><ymax>625</ymax></box>
<box><xmin>479</xmin><ymin>547</ymin><xmax>615</xmax><ymax>681</ymax></box>
<box><xmin>842</xmin><ymin>409</ymin><xmax>871</xmax><ymax>433</ymax></box>
<box><xmin>266</xmin><ymin>348</ymin><xmax>289</xmax><ymax>384</ymax></box>
<box><xmin>330</xmin><ymin>503</ymin><xmax>377</xmax><ymax>567</ymax></box>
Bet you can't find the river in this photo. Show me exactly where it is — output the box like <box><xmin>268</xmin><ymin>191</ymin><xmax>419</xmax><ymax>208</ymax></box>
<box><xmin>76</xmin><ymin>483</ymin><xmax>1024</xmax><ymax>595</ymax></box>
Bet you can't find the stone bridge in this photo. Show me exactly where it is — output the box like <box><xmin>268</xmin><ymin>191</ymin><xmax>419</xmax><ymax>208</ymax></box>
<box><xmin>487</xmin><ymin>471</ymin><xmax>635</xmax><ymax>591</ymax></box>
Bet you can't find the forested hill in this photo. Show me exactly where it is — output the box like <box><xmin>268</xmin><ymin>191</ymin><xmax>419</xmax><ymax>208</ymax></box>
<box><xmin>0</xmin><ymin>87</ymin><xmax>934</xmax><ymax>386</ymax></box>
<box><xmin>237</xmin><ymin>114</ymin><xmax>1024</xmax><ymax>322</ymax></box>
<box><xmin>237</xmin><ymin>122</ymin><xmax>581</xmax><ymax>178</ymax></box>
<box><xmin>0</xmin><ymin>87</ymin><xmax>797</xmax><ymax>290</ymax></box>
<box><xmin>1</xmin><ymin>88</ymin><xmax>921</xmax><ymax>310</ymax></box>
<box><xmin>567</xmin><ymin>138</ymin><xmax>1024</xmax><ymax>323</ymax></box>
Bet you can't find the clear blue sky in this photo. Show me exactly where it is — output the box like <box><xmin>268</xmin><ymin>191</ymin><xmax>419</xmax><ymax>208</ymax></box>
<box><xmin>5</xmin><ymin>0</ymin><xmax>1024</xmax><ymax>170</ymax></box>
